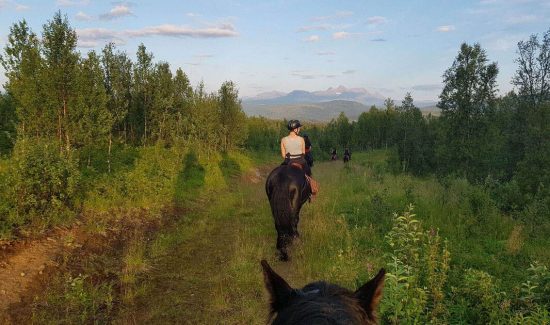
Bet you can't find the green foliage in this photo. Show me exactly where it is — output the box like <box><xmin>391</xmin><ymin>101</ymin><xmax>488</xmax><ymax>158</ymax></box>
<box><xmin>0</xmin><ymin>92</ymin><xmax>16</xmax><ymax>155</ymax></box>
<box><xmin>454</xmin><ymin>268</ymin><xmax>509</xmax><ymax>323</ymax></box>
<box><xmin>2</xmin><ymin>139</ymin><xmax>81</xmax><ymax>236</ymax></box>
<box><xmin>437</xmin><ymin>43</ymin><xmax>500</xmax><ymax>182</ymax></box>
<box><xmin>244</xmin><ymin>116</ymin><xmax>280</xmax><ymax>151</ymax></box>
<box><xmin>218</xmin><ymin>81</ymin><xmax>248</xmax><ymax>151</ymax></box>
<box><xmin>381</xmin><ymin>205</ymin><xmax>451</xmax><ymax>323</ymax></box>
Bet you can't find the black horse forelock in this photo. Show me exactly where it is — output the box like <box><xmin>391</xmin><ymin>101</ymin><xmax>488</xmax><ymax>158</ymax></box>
<box><xmin>270</xmin><ymin>282</ymin><xmax>373</xmax><ymax>325</ymax></box>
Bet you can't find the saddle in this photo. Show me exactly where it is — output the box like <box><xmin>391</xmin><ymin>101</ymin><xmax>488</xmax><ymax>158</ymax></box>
<box><xmin>290</xmin><ymin>162</ymin><xmax>303</xmax><ymax>170</ymax></box>
<box><xmin>287</xmin><ymin>162</ymin><xmax>319</xmax><ymax>198</ymax></box>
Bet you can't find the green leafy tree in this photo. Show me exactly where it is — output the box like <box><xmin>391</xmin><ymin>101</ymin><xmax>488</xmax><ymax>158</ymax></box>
<box><xmin>102</xmin><ymin>43</ymin><xmax>133</xmax><ymax>142</ymax></box>
<box><xmin>512</xmin><ymin>28</ymin><xmax>550</xmax><ymax>106</ymax></box>
<box><xmin>150</xmin><ymin>62</ymin><xmax>177</xmax><ymax>143</ymax></box>
<box><xmin>0</xmin><ymin>92</ymin><xmax>17</xmax><ymax>155</ymax></box>
<box><xmin>335</xmin><ymin>112</ymin><xmax>352</xmax><ymax>148</ymax></box>
<box><xmin>41</xmin><ymin>11</ymin><xmax>79</xmax><ymax>152</ymax></box>
<box><xmin>132</xmin><ymin>43</ymin><xmax>154</xmax><ymax>144</ymax></box>
<box><xmin>1</xmin><ymin>20</ymin><xmax>52</xmax><ymax>139</ymax></box>
<box><xmin>172</xmin><ymin>68</ymin><xmax>193</xmax><ymax>142</ymax></box>
<box><xmin>218</xmin><ymin>81</ymin><xmax>247</xmax><ymax>151</ymax></box>
<box><xmin>395</xmin><ymin>93</ymin><xmax>427</xmax><ymax>173</ymax></box>
<box><xmin>437</xmin><ymin>43</ymin><xmax>499</xmax><ymax>181</ymax></box>
<box><xmin>73</xmin><ymin>51</ymin><xmax>112</xmax><ymax>166</ymax></box>
<box><xmin>511</xmin><ymin>29</ymin><xmax>550</xmax><ymax>200</ymax></box>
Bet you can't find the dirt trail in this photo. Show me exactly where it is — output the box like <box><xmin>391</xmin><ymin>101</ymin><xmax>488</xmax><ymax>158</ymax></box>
<box><xmin>0</xmin><ymin>227</ymin><xmax>76</xmax><ymax>314</ymax></box>
<box><xmin>131</xmin><ymin>167</ymin><xmax>268</xmax><ymax>324</ymax></box>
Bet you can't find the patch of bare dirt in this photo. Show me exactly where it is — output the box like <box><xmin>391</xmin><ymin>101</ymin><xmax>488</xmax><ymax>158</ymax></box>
<box><xmin>0</xmin><ymin>226</ymin><xmax>78</xmax><ymax>314</ymax></box>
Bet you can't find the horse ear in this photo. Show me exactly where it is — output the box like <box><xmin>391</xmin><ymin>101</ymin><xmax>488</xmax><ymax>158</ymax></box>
<box><xmin>353</xmin><ymin>268</ymin><xmax>385</xmax><ymax>319</ymax></box>
<box><xmin>261</xmin><ymin>260</ymin><xmax>293</xmax><ymax>313</ymax></box>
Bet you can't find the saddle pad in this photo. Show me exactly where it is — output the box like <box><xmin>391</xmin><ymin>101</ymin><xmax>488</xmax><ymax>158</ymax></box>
<box><xmin>305</xmin><ymin>175</ymin><xmax>319</xmax><ymax>195</ymax></box>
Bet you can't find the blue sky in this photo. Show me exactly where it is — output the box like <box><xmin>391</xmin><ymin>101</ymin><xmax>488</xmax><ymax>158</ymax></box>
<box><xmin>1</xmin><ymin>0</ymin><xmax>549</xmax><ymax>102</ymax></box>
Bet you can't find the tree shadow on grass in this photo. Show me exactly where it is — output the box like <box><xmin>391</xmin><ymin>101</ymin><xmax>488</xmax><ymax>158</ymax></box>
<box><xmin>173</xmin><ymin>151</ymin><xmax>205</xmax><ymax>207</ymax></box>
<box><xmin>219</xmin><ymin>153</ymin><xmax>241</xmax><ymax>183</ymax></box>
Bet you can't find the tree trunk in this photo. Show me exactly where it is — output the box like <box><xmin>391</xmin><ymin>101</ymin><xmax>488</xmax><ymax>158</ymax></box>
<box><xmin>63</xmin><ymin>97</ymin><xmax>70</xmax><ymax>153</ymax></box>
<box><xmin>108</xmin><ymin>132</ymin><xmax>112</xmax><ymax>174</ymax></box>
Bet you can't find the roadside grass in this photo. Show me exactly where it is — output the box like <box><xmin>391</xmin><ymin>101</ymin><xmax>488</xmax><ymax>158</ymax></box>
<box><xmin>20</xmin><ymin>145</ymin><xmax>253</xmax><ymax>324</ymax></box>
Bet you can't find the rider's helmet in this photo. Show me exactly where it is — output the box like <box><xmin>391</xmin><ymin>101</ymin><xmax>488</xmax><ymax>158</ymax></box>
<box><xmin>287</xmin><ymin>120</ymin><xmax>302</xmax><ymax>130</ymax></box>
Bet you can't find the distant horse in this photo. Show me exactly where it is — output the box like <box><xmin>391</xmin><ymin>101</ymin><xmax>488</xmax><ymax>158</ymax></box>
<box><xmin>261</xmin><ymin>260</ymin><xmax>385</xmax><ymax>324</ymax></box>
<box><xmin>265</xmin><ymin>164</ymin><xmax>311</xmax><ymax>261</ymax></box>
<box><xmin>343</xmin><ymin>153</ymin><xmax>351</xmax><ymax>163</ymax></box>
<box><xmin>344</xmin><ymin>149</ymin><xmax>352</xmax><ymax>163</ymax></box>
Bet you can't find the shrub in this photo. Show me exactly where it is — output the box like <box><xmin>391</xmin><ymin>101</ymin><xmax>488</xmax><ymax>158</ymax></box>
<box><xmin>381</xmin><ymin>205</ymin><xmax>451</xmax><ymax>323</ymax></box>
<box><xmin>7</xmin><ymin>139</ymin><xmax>81</xmax><ymax>233</ymax></box>
<box><xmin>454</xmin><ymin>268</ymin><xmax>509</xmax><ymax>323</ymax></box>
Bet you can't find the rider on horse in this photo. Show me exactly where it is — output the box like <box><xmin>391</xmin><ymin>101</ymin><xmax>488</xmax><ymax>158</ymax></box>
<box><xmin>281</xmin><ymin>120</ymin><xmax>312</xmax><ymax>176</ymax></box>
<box><xmin>344</xmin><ymin>148</ymin><xmax>352</xmax><ymax>162</ymax></box>
<box><xmin>303</xmin><ymin>133</ymin><xmax>314</xmax><ymax>167</ymax></box>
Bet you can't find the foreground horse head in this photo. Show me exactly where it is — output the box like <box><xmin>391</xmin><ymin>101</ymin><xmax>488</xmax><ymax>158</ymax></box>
<box><xmin>265</xmin><ymin>165</ymin><xmax>311</xmax><ymax>261</ymax></box>
<box><xmin>261</xmin><ymin>260</ymin><xmax>385</xmax><ymax>324</ymax></box>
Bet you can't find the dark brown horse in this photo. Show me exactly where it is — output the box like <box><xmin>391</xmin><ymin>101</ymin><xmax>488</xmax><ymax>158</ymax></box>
<box><xmin>261</xmin><ymin>260</ymin><xmax>386</xmax><ymax>324</ymax></box>
<box><xmin>265</xmin><ymin>164</ymin><xmax>311</xmax><ymax>261</ymax></box>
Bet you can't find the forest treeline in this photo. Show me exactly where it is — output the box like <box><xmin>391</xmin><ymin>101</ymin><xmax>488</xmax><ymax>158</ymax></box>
<box><xmin>0</xmin><ymin>13</ymin><xmax>548</xmax><ymax>236</ymax></box>
<box><xmin>245</xmin><ymin>33</ymin><xmax>550</xmax><ymax>221</ymax></box>
<box><xmin>0</xmin><ymin>12</ymin><xmax>247</xmax><ymax>157</ymax></box>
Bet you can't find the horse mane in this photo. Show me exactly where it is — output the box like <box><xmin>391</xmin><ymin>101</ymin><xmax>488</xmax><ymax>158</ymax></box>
<box><xmin>270</xmin><ymin>282</ymin><xmax>375</xmax><ymax>325</ymax></box>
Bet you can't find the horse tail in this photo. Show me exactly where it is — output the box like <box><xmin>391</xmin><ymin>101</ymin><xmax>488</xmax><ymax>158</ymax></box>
<box><xmin>269</xmin><ymin>175</ymin><xmax>292</xmax><ymax>231</ymax></box>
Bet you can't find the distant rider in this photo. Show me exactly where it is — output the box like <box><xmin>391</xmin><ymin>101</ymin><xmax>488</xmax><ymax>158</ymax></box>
<box><xmin>344</xmin><ymin>148</ymin><xmax>352</xmax><ymax>160</ymax></box>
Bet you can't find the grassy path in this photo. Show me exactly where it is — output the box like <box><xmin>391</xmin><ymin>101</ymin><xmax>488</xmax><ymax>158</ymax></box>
<box><xmin>128</xmin><ymin>161</ymin><xmax>361</xmax><ymax>324</ymax></box>
<box><xmin>128</xmin><ymin>167</ymin><xmax>274</xmax><ymax>324</ymax></box>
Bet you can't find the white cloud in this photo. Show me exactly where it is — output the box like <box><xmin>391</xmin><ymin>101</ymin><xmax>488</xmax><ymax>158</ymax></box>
<box><xmin>305</xmin><ymin>35</ymin><xmax>320</xmax><ymax>42</ymax></box>
<box><xmin>332</xmin><ymin>31</ymin><xmax>350</xmax><ymax>39</ymax></box>
<box><xmin>100</xmin><ymin>5</ymin><xmax>133</xmax><ymax>20</ymax></box>
<box><xmin>367</xmin><ymin>16</ymin><xmax>388</xmax><ymax>25</ymax></box>
<box><xmin>75</xmin><ymin>23</ymin><xmax>238</xmax><ymax>48</ymax></box>
<box><xmin>0</xmin><ymin>1</ymin><xmax>31</xmax><ymax>11</ymax></box>
<box><xmin>297</xmin><ymin>24</ymin><xmax>331</xmax><ymax>32</ymax></box>
<box><xmin>15</xmin><ymin>4</ymin><xmax>30</xmax><ymax>11</ymax></box>
<box><xmin>76</xmin><ymin>28</ymin><xmax>127</xmax><ymax>48</ymax></box>
<box><xmin>312</xmin><ymin>11</ymin><xmax>353</xmax><ymax>21</ymax></box>
<box><xmin>506</xmin><ymin>14</ymin><xmax>537</xmax><ymax>24</ymax></box>
<box><xmin>486</xmin><ymin>34</ymin><xmax>524</xmax><ymax>51</ymax></box>
<box><xmin>412</xmin><ymin>84</ymin><xmax>441</xmax><ymax>91</ymax></box>
<box><xmin>77</xmin><ymin>40</ymin><xmax>99</xmax><ymax>48</ymax></box>
<box><xmin>193</xmin><ymin>54</ymin><xmax>213</xmax><ymax>59</ymax></box>
<box><xmin>342</xmin><ymin>70</ymin><xmax>356</xmax><ymax>74</ymax></box>
<box><xmin>297</xmin><ymin>23</ymin><xmax>351</xmax><ymax>32</ymax></box>
<box><xmin>56</xmin><ymin>0</ymin><xmax>89</xmax><ymax>6</ymax></box>
<box><xmin>75</xmin><ymin>11</ymin><xmax>93</xmax><ymax>21</ymax></box>
<box><xmin>436</xmin><ymin>25</ymin><xmax>455</xmax><ymax>32</ymax></box>
<box><xmin>317</xmin><ymin>51</ymin><xmax>335</xmax><ymax>56</ymax></box>
<box><xmin>125</xmin><ymin>24</ymin><xmax>238</xmax><ymax>38</ymax></box>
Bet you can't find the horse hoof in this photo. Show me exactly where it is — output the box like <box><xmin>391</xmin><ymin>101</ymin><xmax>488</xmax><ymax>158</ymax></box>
<box><xmin>279</xmin><ymin>253</ymin><xmax>289</xmax><ymax>261</ymax></box>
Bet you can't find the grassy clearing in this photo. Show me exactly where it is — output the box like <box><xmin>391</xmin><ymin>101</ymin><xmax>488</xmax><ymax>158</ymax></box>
<box><xmin>10</xmin><ymin>149</ymin><xmax>549</xmax><ymax>323</ymax></box>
